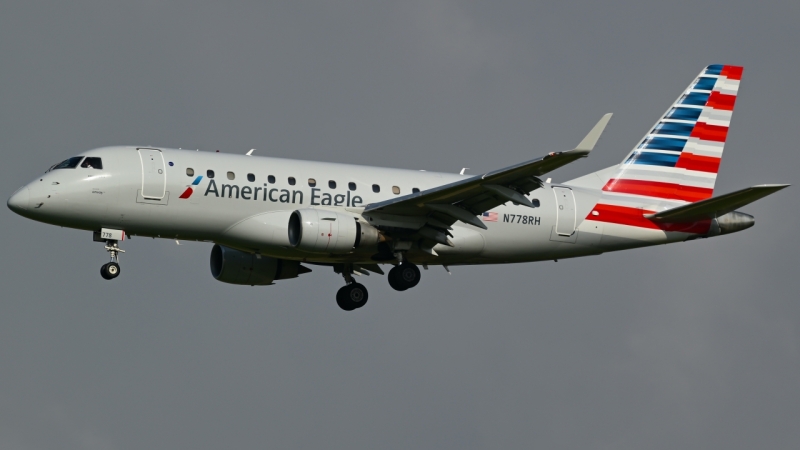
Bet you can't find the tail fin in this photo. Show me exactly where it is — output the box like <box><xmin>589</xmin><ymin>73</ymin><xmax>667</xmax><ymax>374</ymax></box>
<box><xmin>603</xmin><ymin>64</ymin><xmax>742</xmax><ymax>205</ymax></box>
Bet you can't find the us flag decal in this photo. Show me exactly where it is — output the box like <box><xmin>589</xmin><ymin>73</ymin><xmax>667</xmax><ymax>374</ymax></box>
<box><xmin>481</xmin><ymin>211</ymin><xmax>498</xmax><ymax>222</ymax></box>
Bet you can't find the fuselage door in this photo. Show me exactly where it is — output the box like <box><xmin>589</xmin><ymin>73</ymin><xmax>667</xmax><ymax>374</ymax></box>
<box><xmin>138</xmin><ymin>148</ymin><xmax>166</xmax><ymax>200</ymax></box>
<box><xmin>553</xmin><ymin>186</ymin><xmax>576</xmax><ymax>236</ymax></box>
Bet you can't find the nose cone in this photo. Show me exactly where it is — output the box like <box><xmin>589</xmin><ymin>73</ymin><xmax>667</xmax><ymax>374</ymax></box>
<box><xmin>7</xmin><ymin>187</ymin><xmax>29</xmax><ymax>214</ymax></box>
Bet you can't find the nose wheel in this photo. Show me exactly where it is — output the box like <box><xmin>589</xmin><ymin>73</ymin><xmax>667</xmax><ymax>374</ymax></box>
<box><xmin>100</xmin><ymin>239</ymin><xmax>125</xmax><ymax>281</ymax></box>
<box><xmin>101</xmin><ymin>262</ymin><xmax>121</xmax><ymax>280</ymax></box>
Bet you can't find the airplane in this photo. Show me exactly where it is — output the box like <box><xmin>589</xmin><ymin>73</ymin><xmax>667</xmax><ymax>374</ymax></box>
<box><xmin>7</xmin><ymin>64</ymin><xmax>789</xmax><ymax>311</ymax></box>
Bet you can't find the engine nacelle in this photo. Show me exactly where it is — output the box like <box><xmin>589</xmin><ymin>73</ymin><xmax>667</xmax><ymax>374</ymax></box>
<box><xmin>209</xmin><ymin>244</ymin><xmax>310</xmax><ymax>285</ymax></box>
<box><xmin>288</xmin><ymin>208</ymin><xmax>380</xmax><ymax>254</ymax></box>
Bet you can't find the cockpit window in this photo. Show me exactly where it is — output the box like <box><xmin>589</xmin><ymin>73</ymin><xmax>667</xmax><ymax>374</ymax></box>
<box><xmin>80</xmin><ymin>157</ymin><xmax>103</xmax><ymax>169</ymax></box>
<box><xmin>49</xmin><ymin>157</ymin><xmax>84</xmax><ymax>171</ymax></box>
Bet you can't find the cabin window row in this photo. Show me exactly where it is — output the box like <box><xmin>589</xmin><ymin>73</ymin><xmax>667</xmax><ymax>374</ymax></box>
<box><xmin>186</xmin><ymin>167</ymin><xmax>419</xmax><ymax>195</ymax></box>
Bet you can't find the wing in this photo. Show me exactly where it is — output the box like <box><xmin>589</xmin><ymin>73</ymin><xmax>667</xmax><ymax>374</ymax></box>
<box><xmin>362</xmin><ymin>114</ymin><xmax>612</xmax><ymax>248</ymax></box>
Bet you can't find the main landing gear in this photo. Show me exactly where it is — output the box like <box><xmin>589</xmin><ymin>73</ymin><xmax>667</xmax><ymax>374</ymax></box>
<box><xmin>336</xmin><ymin>264</ymin><xmax>369</xmax><ymax>311</ymax></box>
<box><xmin>100</xmin><ymin>240</ymin><xmax>124</xmax><ymax>280</ymax></box>
<box><xmin>388</xmin><ymin>262</ymin><xmax>421</xmax><ymax>291</ymax></box>
<box><xmin>336</xmin><ymin>283</ymin><xmax>369</xmax><ymax>311</ymax></box>
<box><xmin>333</xmin><ymin>260</ymin><xmax>422</xmax><ymax>311</ymax></box>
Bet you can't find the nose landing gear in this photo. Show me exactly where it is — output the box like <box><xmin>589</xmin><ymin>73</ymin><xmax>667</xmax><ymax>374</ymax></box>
<box><xmin>100</xmin><ymin>240</ymin><xmax>124</xmax><ymax>280</ymax></box>
<box><xmin>101</xmin><ymin>261</ymin><xmax>121</xmax><ymax>280</ymax></box>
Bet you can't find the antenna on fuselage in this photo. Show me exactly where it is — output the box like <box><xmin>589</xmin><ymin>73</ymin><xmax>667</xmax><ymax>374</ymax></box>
<box><xmin>246</xmin><ymin>149</ymin><xmax>255</xmax><ymax>156</ymax></box>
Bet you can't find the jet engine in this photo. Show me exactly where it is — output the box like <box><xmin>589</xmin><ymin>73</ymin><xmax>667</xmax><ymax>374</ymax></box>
<box><xmin>288</xmin><ymin>208</ymin><xmax>380</xmax><ymax>254</ymax></box>
<box><xmin>209</xmin><ymin>244</ymin><xmax>310</xmax><ymax>285</ymax></box>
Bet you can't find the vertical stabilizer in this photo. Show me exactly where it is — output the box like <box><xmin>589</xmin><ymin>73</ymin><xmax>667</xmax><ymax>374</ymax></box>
<box><xmin>586</xmin><ymin>65</ymin><xmax>743</xmax><ymax>230</ymax></box>
<box><xmin>605</xmin><ymin>64</ymin><xmax>742</xmax><ymax>204</ymax></box>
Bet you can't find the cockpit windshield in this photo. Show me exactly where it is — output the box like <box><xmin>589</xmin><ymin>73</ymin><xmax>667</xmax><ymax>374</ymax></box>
<box><xmin>80</xmin><ymin>157</ymin><xmax>102</xmax><ymax>169</ymax></box>
<box><xmin>48</xmin><ymin>156</ymin><xmax>84</xmax><ymax>172</ymax></box>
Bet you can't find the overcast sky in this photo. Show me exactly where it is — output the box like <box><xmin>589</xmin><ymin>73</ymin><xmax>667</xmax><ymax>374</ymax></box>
<box><xmin>1</xmin><ymin>1</ymin><xmax>799</xmax><ymax>449</ymax></box>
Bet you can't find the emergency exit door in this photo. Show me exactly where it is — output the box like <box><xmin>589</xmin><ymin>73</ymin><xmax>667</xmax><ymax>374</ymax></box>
<box><xmin>553</xmin><ymin>186</ymin><xmax>576</xmax><ymax>236</ymax></box>
<box><xmin>138</xmin><ymin>148</ymin><xmax>166</xmax><ymax>200</ymax></box>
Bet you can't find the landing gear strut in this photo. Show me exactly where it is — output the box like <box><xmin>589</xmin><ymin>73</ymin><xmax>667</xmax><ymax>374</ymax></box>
<box><xmin>335</xmin><ymin>264</ymin><xmax>369</xmax><ymax>311</ymax></box>
<box><xmin>100</xmin><ymin>240</ymin><xmax>124</xmax><ymax>280</ymax></box>
<box><xmin>388</xmin><ymin>262</ymin><xmax>421</xmax><ymax>291</ymax></box>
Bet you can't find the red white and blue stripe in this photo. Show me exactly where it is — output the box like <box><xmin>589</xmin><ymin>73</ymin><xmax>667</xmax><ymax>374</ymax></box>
<box><xmin>589</xmin><ymin>65</ymin><xmax>742</xmax><ymax>231</ymax></box>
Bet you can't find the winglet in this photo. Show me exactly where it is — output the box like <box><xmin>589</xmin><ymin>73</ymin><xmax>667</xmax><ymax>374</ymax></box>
<box><xmin>575</xmin><ymin>113</ymin><xmax>613</xmax><ymax>152</ymax></box>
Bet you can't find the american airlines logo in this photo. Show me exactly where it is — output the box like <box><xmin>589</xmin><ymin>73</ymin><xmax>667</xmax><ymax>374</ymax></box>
<box><xmin>182</xmin><ymin>178</ymin><xmax>365</xmax><ymax>208</ymax></box>
<box><xmin>178</xmin><ymin>176</ymin><xmax>204</xmax><ymax>199</ymax></box>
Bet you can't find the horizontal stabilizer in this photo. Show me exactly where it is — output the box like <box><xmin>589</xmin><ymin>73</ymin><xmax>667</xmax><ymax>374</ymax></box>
<box><xmin>645</xmin><ymin>184</ymin><xmax>789</xmax><ymax>222</ymax></box>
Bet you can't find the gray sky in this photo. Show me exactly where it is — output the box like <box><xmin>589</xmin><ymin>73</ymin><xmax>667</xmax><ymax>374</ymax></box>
<box><xmin>1</xmin><ymin>1</ymin><xmax>799</xmax><ymax>449</ymax></box>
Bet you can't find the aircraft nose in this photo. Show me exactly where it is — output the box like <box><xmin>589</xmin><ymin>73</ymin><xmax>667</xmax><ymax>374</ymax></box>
<box><xmin>7</xmin><ymin>187</ymin><xmax>29</xmax><ymax>214</ymax></box>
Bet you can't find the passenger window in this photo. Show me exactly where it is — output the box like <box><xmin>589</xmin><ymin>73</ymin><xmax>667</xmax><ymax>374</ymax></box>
<box><xmin>207</xmin><ymin>170</ymin><xmax>215</xmax><ymax>178</ymax></box>
<box><xmin>392</xmin><ymin>186</ymin><xmax>401</xmax><ymax>195</ymax></box>
<box><xmin>247</xmin><ymin>173</ymin><xmax>255</xmax><ymax>182</ymax></box>
<box><xmin>227</xmin><ymin>171</ymin><xmax>235</xmax><ymax>180</ymax></box>
<box><xmin>329</xmin><ymin>180</ymin><xmax>336</xmax><ymax>189</ymax></box>
<box><xmin>348</xmin><ymin>182</ymin><xmax>356</xmax><ymax>191</ymax></box>
<box><xmin>412</xmin><ymin>188</ymin><xmax>420</xmax><ymax>193</ymax></box>
<box><xmin>372</xmin><ymin>184</ymin><xmax>380</xmax><ymax>193</ymax></box>
<box><xmin>531</xmin><ymin>199</ymin><xmax>541</xmax><ymax>207</ymax></box>
<box><xmin>186</xmin><ymin>168</ymin><xmax>195</xmax><ymax>177</ymax></box>
<box><xmin>52</xmin><ymin>157</ymin><xmax>83</xmax><ymax>170</ymax></box>
<box><xmin>288</xmin><ymin>177</ymin><xmax>296</xmax><ymax>186</ymax></box>
<box><xmin>308</xmin><ymin>178</ymin><xmax>316</xmax><ymax>187</ymax></box>
<box><xmin>80</xmin><ymin>157</ymin><xmax>103</xmax><ymax>169</ymax></box>
<box><xmin>268</xmin><ymin>175</ymin><xmax>276</xmax><ymax>183</ymax></box>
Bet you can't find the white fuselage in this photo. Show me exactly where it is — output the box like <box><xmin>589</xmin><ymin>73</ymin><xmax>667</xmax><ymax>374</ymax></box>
<box><xmin>10</xmin><ymin>146</ymin><xmax>695</xmax><ymax>267</ymax></box>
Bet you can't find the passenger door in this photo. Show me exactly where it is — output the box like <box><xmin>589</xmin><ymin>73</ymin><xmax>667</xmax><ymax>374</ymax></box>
<box><xmin>553</xmin><ymin>186</ymin><xmax>576</xmax><ymax>236</ymax></box>
<box><xmin>138</xmin><ymin>148</ymin><xmax>166</xmax><ymax>200</ymax></box>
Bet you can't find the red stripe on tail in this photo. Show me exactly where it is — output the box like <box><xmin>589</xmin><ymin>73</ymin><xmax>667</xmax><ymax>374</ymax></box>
<box><xmin>675</xmin><ymin>153</ymin><xmax>721</xmax><ymax>173</ymax></box>
<box><xmin>706</xmin><ymin>91</ymin><xmax>737</xmax><ymax>111</ymax></box>
<box><xmin>690</xmin><ymin>122</ymin><xmax>729</xmax><ymax>142</ymax></box>
<box><xmin>603</xmin><ymin>179</ymin><xmax>713</xmax><ymax>202</ymax></box>
<box><xmin>721</xmin><ymin>65</ymin><xmax>744</xmax><ymax>80</ymax></box>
